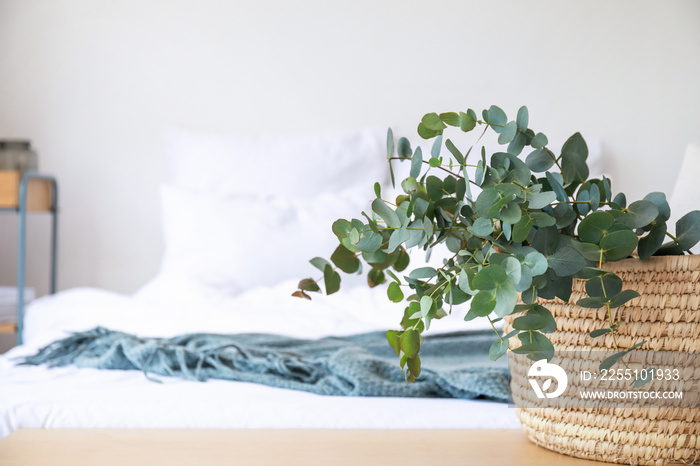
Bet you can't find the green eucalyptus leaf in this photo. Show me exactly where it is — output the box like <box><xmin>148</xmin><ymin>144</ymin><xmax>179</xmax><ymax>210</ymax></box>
<box><xmin>500</xmin><ymin>201</ymin><xmax>523</xmax><ymax>225</ymax></box>
<box><xmin>576</xmin><ymin>189</ymin><xmax>590</xmax><ymax>216</ymax></box>
<box><xmin>367</xmin><ymin>267</ymin><xmax>386</xmax><ymax>287</ymax></box>
<box><xmin>599</xmin><ymin>229</ymin><xmax>638</xmax><ymax>261</ymax></box>
<box><xmin>675</xmin><ymin>211</ymin><xmax>700</xmax><ymax>250</ymax></box>
<box><xmin>560</xmin><ymin>132</ymin><xmax>589</xmax><ymax>183</ymax></box>
<box><xmin>417</xmin><ymin>122</ymin><xmax>440</xmax><ymax>139</ymax></box>
<box><xmin>570</xmin><ymin>241</ymin><xmax>602</xmax><ymax>262</ymax></box>
<box><xmin>409</xmin><ymin>267</ymin><xmax>438</xmax><ymax>280</ymax></box>
<box><xmin>589</xmin><ymin>183</ymin><xmax>601</xmax><ymax>211</ymax></box>
<box><xmin>612</xmin><ymin>192</ymin><xmax>627</xmax><ymax>208</ymax></box>
<box><xmin>527</xmin><ymin>305</ymin><xmax>557</xmax><ymax>333</ymax></box>
<box><xmin>459</xmin><ymin>112</ymin><xmax>477</xmax><ymax>132</ymax></box>
<box><xmin>609</xmin><ymin>289</ymin><xmax>640</xmax><ymax>308</ymax></box>
<box><xmin>386</xmin><ymin>282</ymin><xmax>404</xmax><ymax>303</ymax></box>
<box><xmin>599</xmin><ymin>351</ymin><xmax>627</xmax><ymax>371</ymax></box>
<box><xmin>553</xmin><ymin>204</ymin><xmax>577</xmax><ymax>229</ymax></box>
<box><xmin>330</xmin><ymin>245</ymin><xmax>360</xmax><ymax>274</ymax></box>
<box><xmin>627</xmin><ymin>200</ymin><xmax>660</xmax><ymax>228</ymax></box>
<box><xmin>498</xmin><ymin>121</ymin><xmax>518</xmax><ymax>144</ymax></box>
<box><xmin>398</xmin><ymin>137</ymin><xmax>412</xmax><ymax>158</ymax></box>
<box><xmin>385</xmin><ymin>227</ymin><xmax>410</xmax><ymax>254</ymax></box>
<box><xmin>530</xmin><ymin>132</ymin><xmax>548</xmax><ymax>149</ymax></box>
<box><xmin>489</xmin><ymin>338</ymin><xmax>509</xmax><ymax>361</ymax></box>
<box><xmin>507</xmin><ymin>132</ymin><xmax>527</xmax><ymax>156</ymax></box>
<box><xmin>422</xmin><ymin>112</ymin><xmax>447</xmax><ymax>131</ymax></box>
<box><xmin>483</xmin><ymin>105</ymin><xmax>507</xmax><ymax>133</ymax></box>
<box><xmin>323</xmin><ymin>265</ymin><xmax>341</xmax><ymax>295</ymax></box>
<box><xmin>523</xmin><ymin>250</ymin><xmax>548</xmax><ymax>276</ymax></box>
<box><xmin>512</xmin><ymin>313</ymin><xmax>548</xmax><ymax>331</ymax></box>
<box><xmin>528</xmin><ymin>191</ymin><xmax>557</xmax><ymax>210</ymax></box>
<box><xmin>578</xmin><ymin>211</ymin><xmax>615</xmax><ymax>244</ymax></box>
<box><xmin>503</xmin><ymin>256</ymin><xmax>522</xmax><ymax>285</ymax></box>
<box><xmin>638</xmin><ymin>221</ymin><xmax>667</xmax><ymax>260</ymax></box>
<box><xmin>386</xmin><ymin>128</ymin><xmax>395</xmax><ymax>158</ymax></box>
<box><xmin>473</xmin><ymin>264</ymin><xmax>507</xmax><ymax>290</ymax></box>
<box><xmin>532</xmin><ymin>226</ymin><xmax>561</xmax><ymax>256</ymax></box>
<box><xmin>400</xmin><ymin>329</ymin><xmax>421</xmax><ymax>359</ymax></box>
<box><xmin>589</xmin><ymin>328</ymin><xmax>611</xmax><ymax>338</ymax></box>
<box><xmin>407</xmin><ymin>355</ymin><xmax>421</xmax><ymax>378</ymax></box>
<box><xmin>471</xmin><ymin>290</ymin><xmax>496</xmax><ymax>316</ymax></box>
<box><xmin>310</xmin><ymin>257</ymin><xmax>332</xmax><ymax>272</ymax></box>
<box><xmin>332</xmin><ymin>219</ymin><xmax>352</xmax><ymax>239</ymax></box>
<box><xmin>547</xmin><ymin>246</ymin><xmax>586</xmax><ymax>277</ymax></box>
<box><xmin>643</xmin><ymin>192</ymin><xmax>670</xmax><ymax>222</ymax></box>
<box><xmin>526</xmin><ymin>148</ymin><xmax>555</xmax><ymax>172</ymax></box>
<box><xmin>445</xmin><ymin>139</ymin><xmax>464</xmax><ymax>164</ymax></box>
<box><xmin>426</xmin><ymin>176</ymin><xmax>443</xmax><ymax>201</ymax></box>
<box><xmin>493</xmin><ymin>282</ymin><xmax>518</xmax><ymax>317</ymax></box>
<box><xmin>371</xmin><ymin>198</ymin><xmax>401</xmax><ymax>228</ymax></box>
<box><xmin>355</xmin><ymin>231</ymin><xmax>383</xmax><ymax>253</ymax></box>
<box><xmin>512</xmin><ymin>214</ymin><xmax>534</xmax><ymax>243</ymax></box>
<box><xmin>298</xmin><ymin>278</ymin><xmax>320</xmax><ymax>292</ymax></box>
<box><xmin>410</xmin><ymin>146</ymin><xmax>423</xmax><ymax>178</ymax></box>
<box><xmin>576</xmin><ymin>296</ymin><xmax>608</xmax><ymax>308</ymax></box>
<box><xmin>530</xmin><ymin>212</ymin><xmax>557</xmax><ymax>228</ymax></box>
<box><xmin>516</xmin><ymin>106</ymin><xmax>529</xmax><ymax>131</ymax></box>
<box><xmin>545</xmin><ymin>172</ymin><xmax>568</xmax><ymax>203</ymax></box>
<box><xmin>386</xmin><ymin>330</ymin><xmax>401</xmax><ymax>355</ymax></box>
<box><xmin>440</xmin><ymin>112</ymin><xmax>460</xmax><ymax>127</ymax></box>
<box><xmin>471</xmin><ymin>217</ymin><xmax>494</xmax><ymax>236</ymax></box>
<box><xmin>585</xmin><ymin>273</ymin><xmax>623</xmax><ymax>298</ymax></box>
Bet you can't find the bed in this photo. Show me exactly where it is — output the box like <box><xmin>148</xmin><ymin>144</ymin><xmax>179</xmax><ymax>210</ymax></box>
<box><xmin>0</xmin><ymin>126</ymin><xmax>520</xmax><ymax>439</ymax></box>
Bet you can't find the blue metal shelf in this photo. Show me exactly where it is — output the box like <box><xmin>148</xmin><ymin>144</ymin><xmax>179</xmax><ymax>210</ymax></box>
<box><xmin>1</xmin><ymin>172</ymin><xmax>58</xmax><ymax>345</ymax></box>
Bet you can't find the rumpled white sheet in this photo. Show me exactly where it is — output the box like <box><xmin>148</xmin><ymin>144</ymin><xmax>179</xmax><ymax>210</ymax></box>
<box><xmin>0</xmin><ymin>281</ymin><xmax>519</xmax><ymax>437</ymax></box>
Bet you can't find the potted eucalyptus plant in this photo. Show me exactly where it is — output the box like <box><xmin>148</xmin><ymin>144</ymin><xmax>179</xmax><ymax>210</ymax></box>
<box><xmin>295</xmin><ymin>106</ymin><xmax>700</xmax><ymax>465</ymax></box>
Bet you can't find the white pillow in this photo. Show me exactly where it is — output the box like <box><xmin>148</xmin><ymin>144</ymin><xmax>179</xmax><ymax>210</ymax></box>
<box><xmin>146</xmin><ymin>184</ymin><xmax>371</xmax><ymax>301</ymax></box>
<box><xmin>165</xmin><ymin>127</ymin><xmax>389</xmax><ymax>198</ymax></box>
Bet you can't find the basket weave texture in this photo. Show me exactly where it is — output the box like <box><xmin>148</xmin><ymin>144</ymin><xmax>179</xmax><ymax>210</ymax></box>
<box><xmin>504</xmin><ymin>255</ymin><xmax>700</xmax><ymax>465</ymax></box>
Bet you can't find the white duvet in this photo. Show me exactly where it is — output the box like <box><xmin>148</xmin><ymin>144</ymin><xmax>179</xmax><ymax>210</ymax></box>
<box><xmin>0</xmin><ymin>281</ymin><xmax>519</xmax><ymax>438</ymax></box>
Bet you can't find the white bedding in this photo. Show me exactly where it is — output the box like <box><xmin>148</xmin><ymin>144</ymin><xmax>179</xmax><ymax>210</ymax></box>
<box><xmin>0</xmin><ymin>282</ymin><xmax>519</xmax><ymax>438</ymax></box>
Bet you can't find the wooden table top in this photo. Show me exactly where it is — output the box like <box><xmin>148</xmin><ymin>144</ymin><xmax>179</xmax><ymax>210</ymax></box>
<box><xmin>0</xmin><ymin>428</ymin><xmax>606</xmax><ymax>466</ymax></box>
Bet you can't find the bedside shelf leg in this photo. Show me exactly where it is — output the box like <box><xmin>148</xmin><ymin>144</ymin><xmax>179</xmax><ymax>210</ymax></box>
<box><xmin>16</xmin><ymin>173</ymin><xmax>59</xmax><ymax>345</ymax></box>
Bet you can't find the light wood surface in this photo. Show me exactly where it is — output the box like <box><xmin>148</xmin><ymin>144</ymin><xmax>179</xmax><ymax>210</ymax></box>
<box><xmin>0</xmin><ymin>170</ymin><xmax>51</xmax><ymax>211</ymax></box>
<box><xmin>0</xmin><ymin>429</ymin><xmax>607</xmax><ymax>466</ymax></box>
<box><xmin>0</xmin><ymin>322</ymin><xmax>16</xmax><ymax>334</ymax></box>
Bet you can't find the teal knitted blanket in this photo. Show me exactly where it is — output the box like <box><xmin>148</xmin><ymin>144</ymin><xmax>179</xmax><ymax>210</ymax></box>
<box><xmin>20</xmin><ymin>327</ymin><xmax>511</xmax><ymax>402</ymax></box>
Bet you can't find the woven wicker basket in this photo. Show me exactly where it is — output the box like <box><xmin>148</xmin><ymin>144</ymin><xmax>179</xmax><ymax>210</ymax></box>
<box><xmin>503</xmin><ymin>255</ymin><xmax>700</xmax><ymax>465</ymax></box>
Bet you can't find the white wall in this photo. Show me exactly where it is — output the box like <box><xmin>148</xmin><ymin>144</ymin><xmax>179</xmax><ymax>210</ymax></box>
<box><xmin>0</xmin><ymin>0</ymin><xmax>698</xmax><ymax>295</ymax></box>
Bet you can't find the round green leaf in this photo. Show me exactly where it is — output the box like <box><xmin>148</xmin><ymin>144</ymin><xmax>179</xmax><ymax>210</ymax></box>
<box><xmin>470</xmin><ymin>291</ymin><xmax>496</xmax><ymax>316</ymax></box>
<box><xmin>400</xmin><ymin>329</ymin><xmax>421</xmax><ymax>359</ymax></box>
<box><xmin>578</xmin><ymin>211</ymin><xmax>614</xmax><ymax>244</ymax></box>
<box><xmin>626</xmin><ymin>200</ymin><xmax>660</xmax><ymax>228</ymax></box>
<box><xmin>387</xmin><ymin>282</ymin><xmax>404</xmax><ymax>303</ymax></box>
<box><xmin>512</xmin><ymin>313</ymin><xmax>547</xmax><ymax>330</ymax></box>
<box><xmin>489</xmin><ymin>339</ymin><xmax>509</xmax><ymax>361</ymax></box>
<box><xmin>676</xmin><ymin>211</ymin><xmax>700</xmax><ymax>250</ymax></box>
<box><xmin>585</xmin><ymin>273</ymin><xmax>622</xmax><ymax>298</ymax></box>
<box><xmin>498</xmin><ymin>121</ymin><xmax>518</xmax><ymax>144</ymax></box>
<box><xmin>516</xmin><ymin>106</ymin><xmax>529</xmax><ymax>131</ymax></box>
<box><xmin>599</xmin><ymin>229</ymin><xmax>638</xmax><ymax>261</ymax></box>
<box><xmin>530</xmin><ymin>132</ymin><xmax>548</xmax><ymax>149</ymax></box>
<box><xmin>473</xmin><ymin>265</ymin><xmax>507</xmax><ymax>290</ymax></box>
<box><xmin>471</xmin><ymin>217</ymin><xmax>494</xmax><ymax>237</ymax></box>
<box><xmin>422</xmin><ymin>112</ymin><xmax>447</xmax><ymax>131</ymax></box>
<box><xmin>526</xmin><ymin>148</ymin><xmax>555</xmax><ymax>172</ymax></box>
<box><xmin>330</xmin><ymin>245</ymin><xmax>360</xmax><ymax>274</ymax></box>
